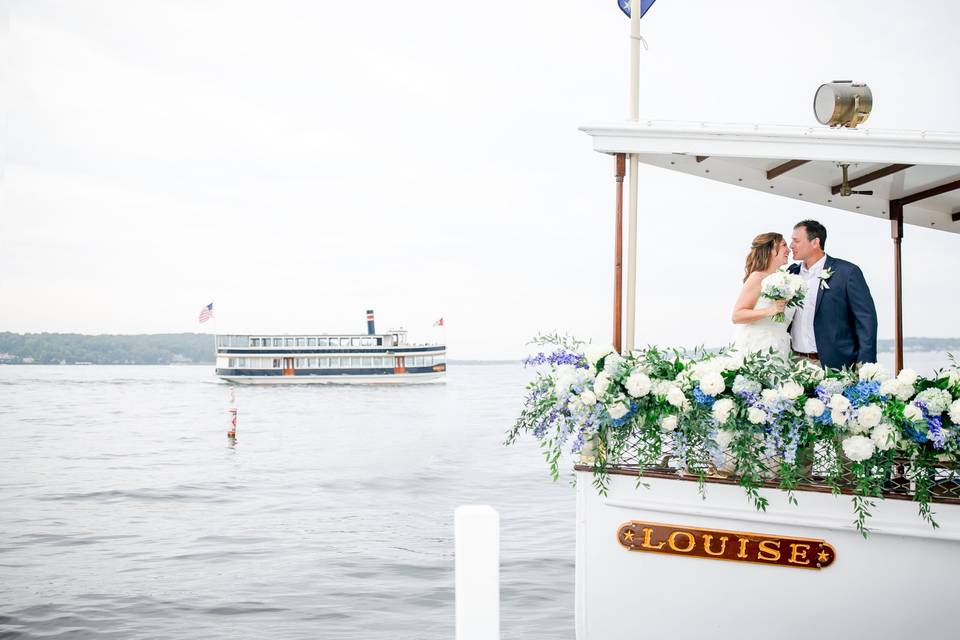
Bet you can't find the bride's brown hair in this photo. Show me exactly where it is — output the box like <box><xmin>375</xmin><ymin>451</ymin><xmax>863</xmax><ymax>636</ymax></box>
<box><xmin>743</xmin><ymin>232</ymin><xmax>784</xmax><ymax>282</ymax></box>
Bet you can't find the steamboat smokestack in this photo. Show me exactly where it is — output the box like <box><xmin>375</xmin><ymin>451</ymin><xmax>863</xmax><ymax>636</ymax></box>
<box><xmin>366</xmin><ymin>309</ymin><xmax>375</xmax><ymax>335</ymax></box>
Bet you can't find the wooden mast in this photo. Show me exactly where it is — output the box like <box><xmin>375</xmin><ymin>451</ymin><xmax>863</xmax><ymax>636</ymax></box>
<box><xmin>890</xmin><ymin>200</ymin><xmax>904</xmax><ymax>373</ymax></box>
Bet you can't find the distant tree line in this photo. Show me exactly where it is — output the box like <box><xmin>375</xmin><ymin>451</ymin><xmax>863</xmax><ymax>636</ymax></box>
<box><xmin>0</xmin><ymin>333</ymin><xmax>216</xmax><ymax>364</ymax></box>
<box><xmin>878</xmin><ymin>337</ymin><xmax>960</xmax><ymax>353</ymax></box>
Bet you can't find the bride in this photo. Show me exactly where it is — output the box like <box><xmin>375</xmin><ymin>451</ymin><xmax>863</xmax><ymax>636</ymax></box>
<box><xmin>731</xmin><ymin>232</ymin><xmax>794</xmax><ymax>358</ymax></box>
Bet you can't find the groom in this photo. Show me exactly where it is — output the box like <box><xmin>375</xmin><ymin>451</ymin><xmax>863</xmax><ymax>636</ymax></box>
<box><xmin>788</xmin><ymin>220</ymin><xmax>878</xmax><ymax>369</ymax></box>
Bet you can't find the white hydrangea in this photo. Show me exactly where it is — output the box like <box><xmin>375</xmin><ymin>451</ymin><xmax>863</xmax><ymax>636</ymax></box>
<box><xmin>897</xmin><ymin>368</ymin><xmax>918</xmax><ymax>386</ymax></box>
<box><xmin>831</xmin><ymin>409</ymin><xmax>848</xmax><ymax>427</ymax></box>
<box><xmin>858</xmin><ymin>362</ymin><xmax>888</xmax><ymax>382</ymax></box>
<box><xmin>903</xmin><ymin>404</ymin><xmax>923</xmax><ymax>422</ymax></box>
<box><xmin>715</xmin><ymin>429</ymin><xmax>735</xmax><ymax>450</ymax></box>
<box><xmin>652</xmin><ymin>380</ymin><xmax>673</xmax><ymax>398</ymax></box>
<box><xmin>871</xmin><ymin>422</ymin><xmax>898</xmax><ymax>452</ymax></box>
<box><xmin>915</xmin><ymin>388</ymin><xmax>953</xmax><ymax>416</ymax></box>
<box><xmin>666</xmin><ymin>386</ymin><xmax>688</xmax><ymax>409</ymax></box>
<box><xmin>719</xmin><ymin>352</ymin><xmax>745</xmax><ymax>372</ymax></box>
<box><xmin>731</xmin><ymin>375</ymin><xmax>761</xmax><ymax>397</ymax></box>
<box><xmin>879</xmin><ymin>378</ymin><xmax>899</xmax><ymax>397</ymax></box>
<box><xmin>585</xmin><ymin>344</ymin><xmax>615</xmax><ymax>366</ymax></box>
<box><xmin>747</xmin><ymin>407</ymin><xmax>767</xmax><ymax>425</ymax></box>
<box><xmin>712</xmin><ymin>398</ymin><xmax>735</xmax><ymax>424</ymax></box>
<box><xmin>779</xmin><ymin>380</ymin><xmax>804</xmax><ymax>401</ymax></box>
<box><xmin>760</xmin><ymin>389</ymin><xmax>780</xmax><ymax>406</ymax></box>
<box><xmin>804</xmin><ymin>398</ymin><xmax>826</xmax><ymax>418</ymax></box>
<box><xmin>700</xmin><ymin>372</ymin><xmax>726</xmax><ymax>397</ymax></box>
<box><xmin>856</xmin><ymin>404</ymin><xmax>883</xmax><ymax>430</ymax></box>
<box><xmin>593</xmin><ymin>371</ymin><xmax>612</xmax><ymax>397</ymax></box>
<box><xmin>688</xmin><ymin>360</ymin><xmax>715</xmax><ymax>382</ymax></box>
<box><xmin>607</xmin><ymin>400</ymin><xmax>630</xmax><ymax>420</ymax></box>
<box><xmin>580</xmin><ymin>389</ymin><xmax>597</xmax><ymax>406</ymax></box>
<box><xmin>603</xmin><ymin>352</ymin><xmax>624</xmax><ymax>376</ymax></box>
<box><xmin>554</xmin><ymin>364</ymin><xmax>579</xmax><ymax>399</ymax></box>
<box><xmin>828</xmin><ymin>394</ymin><xmax>851</xmax><ymax>412</ymax></box>
<box><xmin>842</xmin><ymin>435</ymin><xmax>876</xmax><ymax>462</ymax></box>
<box><xmin>950</xmin><ymin>399</ymin><xmax>960</xmax><ymax>425</ymax></box>
<box><xmin>949</xmin><ymin>371</ymin><xmax>960</xmax><ymax>388</ymax></box>
<box><xmin>660</xmin><ymin>415</ymin><xmax>678</xmax><ymax>431</ymax></box>
<box><xmin>625</xmin><ymin>371</ymin><xmax>652</xmax><ymax>398</ymax></box>
<box><xmin>893</xmin><ymin>382</ymin><xmax>916</xmax><ymax>402</ymax></box>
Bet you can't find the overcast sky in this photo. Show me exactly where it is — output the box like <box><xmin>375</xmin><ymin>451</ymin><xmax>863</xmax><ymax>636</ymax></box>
<box><xmin>1</xmin><ymin>0</ymin><xmax>959</xmax><ymax>358</ymax></box>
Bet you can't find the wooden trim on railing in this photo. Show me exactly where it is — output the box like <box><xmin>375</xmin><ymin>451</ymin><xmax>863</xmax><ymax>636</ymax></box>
<box><xmin>573</xmin><ymin>464</ymin><xmax>960</xmax><ymax>505</ymax></box>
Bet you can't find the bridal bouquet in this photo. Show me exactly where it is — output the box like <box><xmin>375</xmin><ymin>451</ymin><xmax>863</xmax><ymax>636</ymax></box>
<box><xmin>760</xmin><ymin>269</ymin><xmax>807</xmax><ymax>322</ymax></box>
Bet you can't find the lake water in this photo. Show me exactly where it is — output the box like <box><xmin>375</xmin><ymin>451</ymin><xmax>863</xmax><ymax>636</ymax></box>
<box><xmin>0</xmin><ymin>364</ymin><xmax>573</xmax><ymax>639</ymax></box>
<box><xmin>0</xmin><ymin>352</ymin><xmax>951</xmax><ymax>639</ymax></box>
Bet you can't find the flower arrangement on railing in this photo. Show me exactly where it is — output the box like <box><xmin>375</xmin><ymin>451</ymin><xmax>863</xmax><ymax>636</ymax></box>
<box><xmin>506</xmin><ymin>335</ymin><xmax>960</xmax><ymax>536</ymax></box>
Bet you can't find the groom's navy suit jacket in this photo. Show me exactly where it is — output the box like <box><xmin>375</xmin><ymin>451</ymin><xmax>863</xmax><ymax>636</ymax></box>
<box><xmin>787</xmin><ymin>256</ymin><xmax>878</xmax><ymax>369</ymax></box>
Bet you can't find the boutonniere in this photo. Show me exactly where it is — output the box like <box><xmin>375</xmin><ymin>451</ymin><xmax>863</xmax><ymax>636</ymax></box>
<box><xmin>818</xmin><ymin>267</ymin><xmax>834</xmax><ymax>290</ymax></box>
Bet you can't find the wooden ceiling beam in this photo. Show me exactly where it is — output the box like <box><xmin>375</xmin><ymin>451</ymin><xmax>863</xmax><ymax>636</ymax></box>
<box><xmin>896</xmin><ymin>178</ymin><xmax>960</xmax><ymax>206</ymax></box>
<box><xmin>830</xmin><ymin>163</ymin><xmax>913</xmax><ymax>195</ymax></box>
<box><xmin>766</xmin><ymin>159</ymin><xmax>809</xmax><ymax>180</ymax></box>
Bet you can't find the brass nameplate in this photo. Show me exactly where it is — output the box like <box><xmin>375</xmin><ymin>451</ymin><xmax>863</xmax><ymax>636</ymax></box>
<box><xmin>617</xmin><ymin>520</ymin><xmax>835</xmax><ymax>570</ymax></box>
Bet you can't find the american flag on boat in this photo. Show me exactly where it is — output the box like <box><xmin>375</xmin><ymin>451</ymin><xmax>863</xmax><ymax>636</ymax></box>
<box><xmin>199</xmin><ymin>302</ymin><xmax>214</xmax><ymax>324</ymax></box>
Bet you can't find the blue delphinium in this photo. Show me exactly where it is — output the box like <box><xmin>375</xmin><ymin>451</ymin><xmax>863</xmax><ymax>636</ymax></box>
<box><xmin>783</xmin><ymin>420</ymin><xmax>801</xmax><ymax>465</ymax></box>
<box><xmin>815</xmin><ymin>379</ymin><xmax>844</xmax><ymax>404</ymax></box>
<box><xmin>706</xmin><ymin>425</ymin><xmax>724</xmax><ymax>467</ymax></box>
<box><xmin>523</xmin><ymin>349</ymin><xmax>587</xmax><ymax>369</ymax></box>
<box><xmin>928</xmin><ymin>415</ymin><xmax>946</xmax><ymax>449</ymax></box>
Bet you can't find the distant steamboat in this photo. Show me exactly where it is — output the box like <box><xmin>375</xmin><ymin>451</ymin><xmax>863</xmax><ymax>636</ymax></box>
<box><xmin>215</xmin><ymin>310</ymin><xmax>445</xmax><ymax>384</ymax></box>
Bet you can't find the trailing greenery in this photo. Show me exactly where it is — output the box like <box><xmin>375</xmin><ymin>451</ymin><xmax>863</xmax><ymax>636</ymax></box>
<box><xmin>507</xmin><ymin>337</ymin><xmax>960</xmax><ymax>537</ymax></box>
<box><xmin>0</xmin><ymin>332</ymin><xmax>215</xmax><ymax>364</ymax></box>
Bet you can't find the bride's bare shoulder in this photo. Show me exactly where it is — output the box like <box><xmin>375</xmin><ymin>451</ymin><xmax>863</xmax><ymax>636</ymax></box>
<box><xmin>742</xmin><ymin>271</ymin><xmax>766</xmax><ymax>287</ymax></box>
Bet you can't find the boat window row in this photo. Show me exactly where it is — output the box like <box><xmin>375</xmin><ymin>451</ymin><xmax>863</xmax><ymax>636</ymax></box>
<box><xmin>226</xmin><ymin>356</ymin><xmax>445</xmax><ymax>369</ymax></box>
<box><xmin>216</xmin><ymin>336</ymin><xmax>386</xmax><ymax>348</ymax></box>
<box><xmin>250</xmin><ymin>337</ymin><xmax>382</xmax><ymax>347</ymax></box>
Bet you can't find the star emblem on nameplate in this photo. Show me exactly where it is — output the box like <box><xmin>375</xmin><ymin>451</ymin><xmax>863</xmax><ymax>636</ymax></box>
<box><xmin>617</xmin><ymin>521</ymin><xmax>836</xmax><ymax>571</ymax></box>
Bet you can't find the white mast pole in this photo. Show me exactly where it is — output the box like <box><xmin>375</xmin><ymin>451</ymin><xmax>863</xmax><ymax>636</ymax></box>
<box><xmin>624</xmin><ymin>3</ymin><xmax>642</xmax><ymax>352</ymax></box>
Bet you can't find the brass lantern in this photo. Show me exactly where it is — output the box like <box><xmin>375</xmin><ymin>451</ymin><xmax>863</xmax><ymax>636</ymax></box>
<box><xmin>814</xmin><ymin>81</ymin><xmax>873</xmax><ymax>128</ymax></box>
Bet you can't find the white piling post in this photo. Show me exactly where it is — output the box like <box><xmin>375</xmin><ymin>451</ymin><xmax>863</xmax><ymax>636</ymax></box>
<box><xmin>455</xmin><ymin>505</ymin><xmax>500</xmax><ymax>640</ymax></box>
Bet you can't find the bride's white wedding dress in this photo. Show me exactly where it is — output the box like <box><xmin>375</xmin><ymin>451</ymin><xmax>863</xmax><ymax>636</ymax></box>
<box><xmin>732</xmin><ymin>296</ymin><xmax>794</xmax><ymax>359</ymax></box>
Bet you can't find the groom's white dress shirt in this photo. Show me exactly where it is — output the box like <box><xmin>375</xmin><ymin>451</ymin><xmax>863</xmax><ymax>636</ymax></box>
<box><xmin>791</xmin><ymin>255</ymin><xmax>827</xmax><ymax>353</ymax></box>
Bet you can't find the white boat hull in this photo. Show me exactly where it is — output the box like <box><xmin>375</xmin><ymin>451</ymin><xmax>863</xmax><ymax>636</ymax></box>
<box><xmin>218</xmin><ymin>371</ymin><xmax>445</xmax><ymax>385</ymax></box>
<box><xmin>576</xmin><ymin>471</ymin><xmax>960</xmax><ymax>640</ymax></box>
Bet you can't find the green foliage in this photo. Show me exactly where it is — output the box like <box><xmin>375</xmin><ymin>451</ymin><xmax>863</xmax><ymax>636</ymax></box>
<box><xmin>509</xmin><ymin>338</ymin><xmax>960</xmax><ymax>538</ymax></box>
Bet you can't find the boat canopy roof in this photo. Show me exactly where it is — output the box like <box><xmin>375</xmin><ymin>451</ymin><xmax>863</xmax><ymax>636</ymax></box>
<box><xmin>581</xmin><ymin>120</ymin><xmax>960</xmax><ymax>234</ymax></box>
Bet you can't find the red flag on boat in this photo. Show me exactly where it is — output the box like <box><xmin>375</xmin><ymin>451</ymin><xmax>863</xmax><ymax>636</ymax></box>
<box><xmin>433</xmin><ymin>318</ymin><xmax>444</xmax><ymax>327</ymax></box>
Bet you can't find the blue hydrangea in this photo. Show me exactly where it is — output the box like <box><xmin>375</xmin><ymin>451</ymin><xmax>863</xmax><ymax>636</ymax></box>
<box><xmin>813</xmin><ymin>410</ymin><xmax>833</xmax><ymax>426</ymax></box>
<box><xmin>843</xmin><ymin>380</ymin><xmax>881</xmax><ymax>408</ymax></box>
<box><xmin>693</xmin><ymin>385</ymin><xmax>716</xmax><ymax>408</ymax></box>
<box><xmin>609</xmin><ymin>401</ymin><xmax>639</xmax><ymax>428</ymax></box>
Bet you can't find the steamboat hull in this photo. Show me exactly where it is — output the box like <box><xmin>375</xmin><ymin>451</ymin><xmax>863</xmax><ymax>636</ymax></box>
<box><xmin>576</xmin><ymin>471</ymin><xmax>960</xmax><ymax>640</ymax></box>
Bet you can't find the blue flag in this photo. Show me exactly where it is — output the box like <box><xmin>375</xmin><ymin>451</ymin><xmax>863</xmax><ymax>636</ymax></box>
<box><xmin>618</xmin><ymin>0</ymin><xmax>656</xmax><ymax>18</ymax></box>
